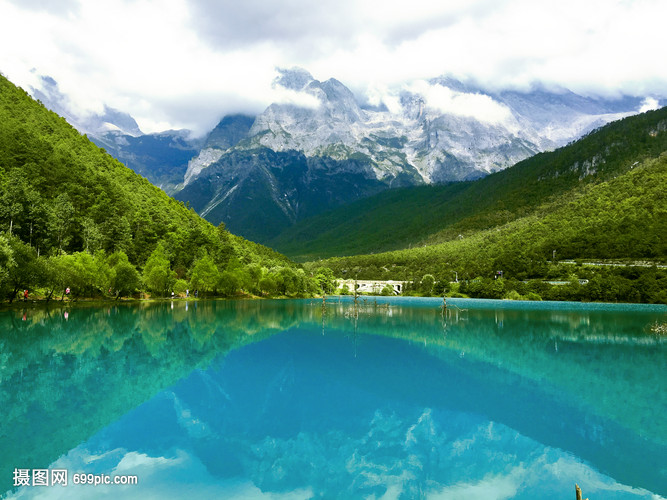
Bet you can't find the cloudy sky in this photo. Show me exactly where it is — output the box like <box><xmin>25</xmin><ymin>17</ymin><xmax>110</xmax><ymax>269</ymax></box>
<box><xmin>1</xmin><ymin>0</ymin><xmax>665</xmax><ymax>136</ymax></box>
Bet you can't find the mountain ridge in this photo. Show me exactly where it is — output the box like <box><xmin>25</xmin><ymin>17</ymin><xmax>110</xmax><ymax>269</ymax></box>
<box><xmin>175</xmin><ymin>68</ymin><xmax>651</xmax><ymax>243</ymax></box>
<box><xmin>269</xmin><ymin>106</ymin><xmax>667</xmax><ymax>261</ymax></box>
<box><xmin>24</xmin><ymin>69</ymin><xmax>659</xmax><ymax>246</ymax></box>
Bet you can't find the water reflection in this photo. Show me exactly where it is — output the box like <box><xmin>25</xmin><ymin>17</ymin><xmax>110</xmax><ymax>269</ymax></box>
<box><xmin>322</xmin><ymin>298</ymin><xmax>667</xmax><ymax>442</ymax></box>
<box><xmin>1</xmin><ymin>298</ymin><xmax>665</xmax><ymax>498</ymax></box>
<box><xmin>0</xmin><ymin>300</ymin><xmax>302</xmax><ymax>495</ymax></box>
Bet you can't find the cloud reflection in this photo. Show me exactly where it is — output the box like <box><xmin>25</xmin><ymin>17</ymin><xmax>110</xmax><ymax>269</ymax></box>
<box><xmin>10</xmin><ymin>406</ymin><xmax>659</xmax><ymax>500</ymax></box>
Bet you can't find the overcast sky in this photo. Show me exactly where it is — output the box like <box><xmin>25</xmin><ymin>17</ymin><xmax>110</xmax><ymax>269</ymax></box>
<box><xmin>1</xmin><ymin>0</ymin><xmax>665</xmax><ymax>136</ymax></box>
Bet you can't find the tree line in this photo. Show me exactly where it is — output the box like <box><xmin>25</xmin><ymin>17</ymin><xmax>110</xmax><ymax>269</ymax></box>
<box><xmin>0</xmin><ymin>230</ymin><xmax>341</xmax><ymax>301</ymax></box>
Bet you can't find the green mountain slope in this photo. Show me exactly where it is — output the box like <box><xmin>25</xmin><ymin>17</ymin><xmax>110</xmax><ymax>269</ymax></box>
<box><xmin>0</xmin><ymin>74</ymin><xmax>309</xmax><ymax>299</ymax></box>
<box><xmin>314</xmin><ymin>153</ymin><xmax>667</xmax><ymax>302</ymax></box>
<box><xmin>270</xmin><ymin>107</ymin><xmax>667</xmax><ymax>260</ymax></box>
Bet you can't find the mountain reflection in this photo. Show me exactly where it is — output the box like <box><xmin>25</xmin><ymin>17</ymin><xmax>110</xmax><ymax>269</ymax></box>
<box><xmin>321</xmin><ymin>298</ymin><xmax>666</xmax><ymax>442</ymax></box>
<box><xmin>1</xmin><ymin>298</ymin><xmax>665</xmax><ymax>497</ymax></box>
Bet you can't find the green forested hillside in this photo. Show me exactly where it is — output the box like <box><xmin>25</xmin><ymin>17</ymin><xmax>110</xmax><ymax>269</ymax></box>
<box><xmin>312</xmin><ymin>153</ymin><xmax>667</xmax><ymax>303</ymax></box>
<box><xmin>0</xmin><ymin>75</ymin><xmax>321</xmax><ymax>300</ymax></box>
<box><xmin>272</xmin><ymin>107</ymin><xmax>667</xmax><ymax>260</ymax></box>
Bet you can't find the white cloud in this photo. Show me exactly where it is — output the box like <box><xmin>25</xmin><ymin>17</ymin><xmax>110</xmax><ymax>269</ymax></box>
<box><xmin>408</xmin><ymin>80</ymin><xmax>514</xmax><ymax>125</ymax></box>
<box><xmin>270</xmin><ymin>89</ymin><xmax>322</xmax><ymax>110</ymax></box>
<box><xmin>428</xmin><ymin>473</ymin><xmax>519</xmax><ymax>500</ymax></box>
<box><xmin>1</xmin><ymin>0</ymin><xmax>666</xmax><ymax>134</ymax></box>
<box><xmin>639</xmin><ymin>97</ymin><xmax>660</xmax><ymax>113</ymax></box>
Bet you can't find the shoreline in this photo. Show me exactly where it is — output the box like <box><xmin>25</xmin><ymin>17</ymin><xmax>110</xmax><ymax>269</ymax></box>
<box><xmin>3</xmin><ymin>294</ymin><xmax>665</xmax><ymax>312</ymax></box>
<box><xmin>0</xmin><ymin>293</ymin><xmax>324</xmax><ymax>311</ymax></box>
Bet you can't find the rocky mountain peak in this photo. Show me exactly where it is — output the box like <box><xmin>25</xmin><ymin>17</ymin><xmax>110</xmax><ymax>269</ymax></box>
<box><xmin>399</xmin><ymin>92</ymin><xmax>426</xmax><ymax>121</ymax></box>
<box><xmin>30</xmin><ymin>74</ymin><xmax>143</xmax><ymax>137</ymax></box>
<box><xmin>273</xmin><ymin>67</ymin><xmax>314</xmax><ymax>91</ymax></box>
<box><xmin>98</xmin><ymin>105</ymin><xmax>143</xmax><ymax>137</ymax></box>
<box><xmin>236</xmin><ymin>71</ymin><xmax>646</xmax><ymax>185</ymax></box>
<box><xmin>204</xmin><ymin>114</ymin><xmax>255</xmax><ymax>149</ymax></box>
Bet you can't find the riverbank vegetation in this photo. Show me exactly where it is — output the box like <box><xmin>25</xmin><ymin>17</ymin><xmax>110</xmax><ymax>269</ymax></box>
<box><xmin>326</xmin><ymin>264</ymin><xmax>666</xmax><ymax>304</ymax></box>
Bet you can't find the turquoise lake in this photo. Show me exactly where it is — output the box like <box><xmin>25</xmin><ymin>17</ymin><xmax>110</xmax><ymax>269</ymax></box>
<box><xmin>1</xmin><ymin>297</ymin><xmax>665</xmax><ymax>499</ymax></box>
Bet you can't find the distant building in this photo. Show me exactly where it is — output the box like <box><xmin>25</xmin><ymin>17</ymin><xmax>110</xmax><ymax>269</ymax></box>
<box><xmin>337</xmin><ymin>279</ymin><xmax>406</xmax><ymax>295</ymax></box>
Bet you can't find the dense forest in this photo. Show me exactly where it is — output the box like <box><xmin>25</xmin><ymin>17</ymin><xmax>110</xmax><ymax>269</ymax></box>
<box><xmin>314</xmin><ymin>154</ymin><xmax>667</xmax><ymax>303</ymax></box>
<box><xmin>272</xmin><ymin>107</ymin><xmax>667</xmax><ymax>261</ymax></box>
<box><xmin>306</xmin><ymin>147</ymin><xmax>667</xmax><ymax>303</ymax></box>
<box><xmin>0</xmin><ymin>74</ymin><xmax>334</xmax><ymax>301</ymax></box>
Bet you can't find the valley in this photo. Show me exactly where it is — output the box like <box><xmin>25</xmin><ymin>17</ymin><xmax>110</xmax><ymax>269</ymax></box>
<box><xmin>6</xmin><ymin>69</ymin><xmax>666</xmax><ymax>304</ymax></box>
<box><xmin>31</xmin><ymin>68</ymin><xmax>648</xmax><ymax>245</ymax></box>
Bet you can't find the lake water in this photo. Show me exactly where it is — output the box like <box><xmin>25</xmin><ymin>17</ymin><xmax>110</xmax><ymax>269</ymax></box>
<box><xmin>1</xmin><ymin>297</ymin><xmax>665</xmax><ymax>499</ymax></box>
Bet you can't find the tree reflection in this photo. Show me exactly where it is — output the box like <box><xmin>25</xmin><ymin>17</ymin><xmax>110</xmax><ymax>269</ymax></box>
<box><xmin>0</xmin><ymin>300</ymin><xmax>298</xmax><ymax>494</ymax></box>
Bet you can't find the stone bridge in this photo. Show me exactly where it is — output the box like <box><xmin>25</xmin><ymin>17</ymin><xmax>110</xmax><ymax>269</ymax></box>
<box><xmin>337</xmin><ymin>279</ymin><xmax>405</xmax><ymax>295</ymax></box>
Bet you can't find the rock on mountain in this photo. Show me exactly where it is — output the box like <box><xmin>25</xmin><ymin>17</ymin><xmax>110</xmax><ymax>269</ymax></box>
<box><xmin>92</xmin><ymin>130</ymin><xmax>202</xmax><ymax>194</ymax></box>
<box><xmin>183</xmin><ymin>114</ymin><xmax>255</xmax><ymax>186</ymax></box>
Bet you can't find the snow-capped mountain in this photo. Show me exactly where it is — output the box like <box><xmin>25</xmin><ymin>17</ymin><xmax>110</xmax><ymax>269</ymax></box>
<box><xmin>27</xmin><ymin>69</ymin><xmax>656</xmax><ymax>244</ymax></box>
<box><xmin>236</xmin><ymin>68</ymin><xmax>531</xmax><ymax>183</ymax></box>
<box><xmin>176</xmin><ymin>68</ymin><xmax>649</xmax><ymax>242</ymax></box>
<box><xmin>185</xmin><ymin>68</ymin><xmax>641</xmax><ymax>185</ymax></box>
